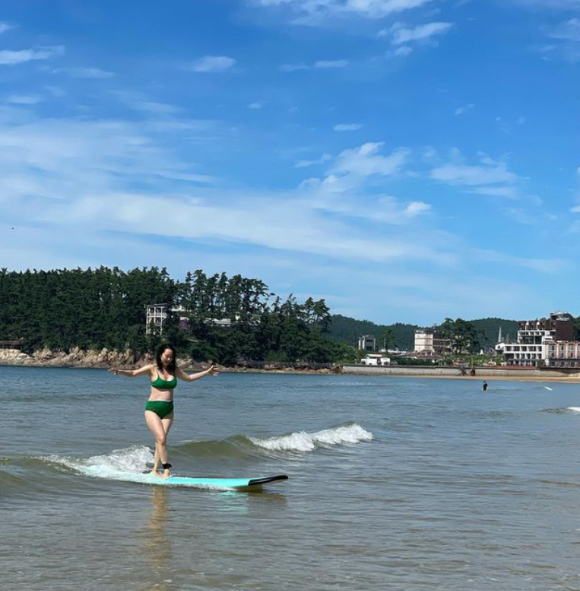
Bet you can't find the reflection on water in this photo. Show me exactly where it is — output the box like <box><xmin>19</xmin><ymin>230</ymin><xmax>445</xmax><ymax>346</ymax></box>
<box><xmin>216</xmin><ymin>488</ymin><xmax>288</xmax><ymax>514</ymax></box>
<box><xmin>140</xmin><ymin>488</ymin><xmax>174</xmax><ymax>591</ymax></box>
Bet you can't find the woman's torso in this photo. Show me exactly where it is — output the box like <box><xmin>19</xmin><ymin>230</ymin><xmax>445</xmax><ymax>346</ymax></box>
<box><xmin>148</xmin><ymin>368</ymin><xmax>177</xmax><ymax>401</ymax></box>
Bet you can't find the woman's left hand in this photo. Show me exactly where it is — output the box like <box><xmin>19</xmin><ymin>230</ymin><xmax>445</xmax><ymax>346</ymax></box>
<box><xmin>208</xmin><ymin>365</ymin><xmax>219</xmax><ymax>376</ymax></box>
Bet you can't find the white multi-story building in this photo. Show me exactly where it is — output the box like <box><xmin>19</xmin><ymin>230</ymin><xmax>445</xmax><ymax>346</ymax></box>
<box><xmin>145</xmin><ymin>304</ymin><xmax>188</xmax><ymax>335</ymax></box>
<box><xmin>496</xmin><ymin>311</ymin><xmax>574</xmax><ymax>367</ymax></box>
<box><xmin>358</xmin><ymin>335</ymin><xmax>376</xmax><ymax>352</ymax></box>
<box><xmin>414</xmin><ymin>329</ymin><xmax>452</xmax><ymax>355</ymax></box>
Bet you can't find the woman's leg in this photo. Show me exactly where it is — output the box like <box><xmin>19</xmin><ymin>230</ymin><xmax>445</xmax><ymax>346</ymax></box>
<box><xmin>145</xmin><ymin>411</ymin><xmax>174</xmax><ymax>478</ymax></box>
<box><xmin>151</xmin><ymin>416</ymin><xmax>174</xmax><ymax>473</ymax></box>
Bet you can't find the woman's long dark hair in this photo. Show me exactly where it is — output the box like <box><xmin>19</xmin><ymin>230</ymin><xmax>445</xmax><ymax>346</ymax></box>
<box><xmin>156</xmin><ymin>343</ymin><xmax>177</xmax><ymax>374</ymax></box>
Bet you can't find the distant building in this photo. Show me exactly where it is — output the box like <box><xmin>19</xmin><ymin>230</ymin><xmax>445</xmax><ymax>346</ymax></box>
<box><xmin>361</xmin><ymin>354</ymin><xmax>390</xmax><ymax>366</ymax></box>
<box><xmin>358</xmin><ymin>335</ymin><xmax>376</xmax><ymax>351</ymax></box>
<box><xmin>414</xmin><ymin>329</ymin><xmax>452</xmax><ymax>355</ymax></box>
<box><xmin>145</xmin><ymin>304</ymin><xmax>188</xmax><ymax>335</ymax></box>
<box><xmin>496</xmin><ymin>311</ymin><xmax>574</xmax><ymax>367</ymax></box>
<box><xmin>545</xmin><ymin>341</ymin><xmax>580</xmax><ymax>369</ymax></box>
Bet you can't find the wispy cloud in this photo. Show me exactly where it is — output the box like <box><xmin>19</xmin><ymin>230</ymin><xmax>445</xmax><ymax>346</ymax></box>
<box><xmin>314</xmin><ymin>59</ymin><xmax>349</xmax><ymax>68</ymax></box>
<box><xmin>59</xmin><ymin>66</ymin><xmax>115</xmax><ymax>79</ymax></box>
<box><xmin>6</xmin><ymin>94</ymin><xmax>43</xmax><ymax>105</ymax></box>
<box><xmin>0</xmin><ymin>22</ymin><xmax>17</xmax><ymax>35</ymax></box>
<box><xmin>294</xmin><ymin>153</ymin><xmax>332</xmax><ymax>168</ymax></box>
<box><xmin>186</xmin><ymin>55</ymin><xmax>236</xmax><ymax>73</ymax></box>
<box><xmin>280</xmin><ymin>60</ymin><xmax>348</xmax><ymax>71</ymax></box>
<box><xmin>300</xmin><ymin>143</ymin><xmax>411</xmax><ymax>198</ymax></box>
<box><xmin>546</xmin><ymin>18</ymin><xmax>580</xmax><ymax>61</ymax></box>
<box><xmin>248</xmin><ymin>101</ymin><xmax>265</xmax><ymax>109</ymax></box>
<box><xmin>454</xmin><ymin>103</ymin><xmax>474</xmax><ymax>116</ymax></box>
<box><xmin>511</xmin><ymin>0</ymin><xmax>580</xmax><ymax>8</ymax></box>
<box><xmin>383</xmin><ymin>21</ymin><xmax>453</xmax><ymax>45</ymax></box>
<box><xmin>0</xmin><ymin>45</ymin><xmax>65</xmax><ymax>66</ymax></box>
<box><xmin>254</xmin><ymin>0</ymin><xmax>437</xmax><ymax>24</ymax></box>
<box><xmin>334</xmin><ymin>123</ymin><xmax>362</xmax><ymax>131</ymax></box>
<box><xmin>431</xmin><ymin>153</ymin><xmax>519</xmax><ymax>188</ymax></box>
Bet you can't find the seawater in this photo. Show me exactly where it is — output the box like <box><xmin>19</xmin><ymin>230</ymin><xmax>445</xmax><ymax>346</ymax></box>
<box><xmin>2</xmin><ymin>367</ymin><xmax>580</xmax><ymax>590</ymax></box>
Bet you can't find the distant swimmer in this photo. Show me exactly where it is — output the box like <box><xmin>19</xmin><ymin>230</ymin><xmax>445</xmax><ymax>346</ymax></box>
<box><xmin>109</xmin><ymin>343</ymin><xmax>218</xmax><ymax>479</ymax></box>
<box><xmin>482</xmin><ymin>381</ymin><xmax>488</xmax><ymax>391</ymax></box>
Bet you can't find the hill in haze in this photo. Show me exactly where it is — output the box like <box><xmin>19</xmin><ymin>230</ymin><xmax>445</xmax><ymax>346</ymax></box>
<box><xmin>327</xmin><ymin>315</ymin><xmax>519</xmax><ymax>351</ymax></box>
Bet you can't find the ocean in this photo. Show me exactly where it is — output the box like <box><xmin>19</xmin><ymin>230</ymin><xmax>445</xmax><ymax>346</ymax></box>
<box><xmin>2</xmin><ymin>366</ymin><xmax>580</xmax><ymax>590</ymax></box>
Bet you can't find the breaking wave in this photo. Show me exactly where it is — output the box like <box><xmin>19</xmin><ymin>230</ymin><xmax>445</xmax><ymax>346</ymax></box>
<box><xmin>249</xmin><ymin>423</ymin><xmax>373</xmax><ymax>452</ymax></box>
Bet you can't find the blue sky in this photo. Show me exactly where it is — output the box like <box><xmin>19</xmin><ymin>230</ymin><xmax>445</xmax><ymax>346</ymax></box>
<box><xmin>0</xmin><ymin>0</ymin><xmax>579</xmax><ymax>325</ymax></box>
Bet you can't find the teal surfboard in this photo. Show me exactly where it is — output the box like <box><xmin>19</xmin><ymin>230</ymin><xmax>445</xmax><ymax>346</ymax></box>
<box><xmin>151</xmin><ymin>474</ymin><xmax>288</xmax><ymax>489</ymax></box>
<box><xmin>81</xmin><ymin>466</ymin><xmax>288</xmax><ymax>490</ymax></box>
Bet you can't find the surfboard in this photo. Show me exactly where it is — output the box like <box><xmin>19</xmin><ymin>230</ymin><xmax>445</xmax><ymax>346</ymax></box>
<box><xmin>143</xmin><ymin>474</ymin><xmax>288</xmax><ymax>489</ymax></box>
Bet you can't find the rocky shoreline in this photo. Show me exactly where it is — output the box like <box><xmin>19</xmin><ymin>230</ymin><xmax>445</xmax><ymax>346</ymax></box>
<box><xmin>2</xmin><ymin>348</ymin><xmax>579</xmax><ymax>381</ymax></box>
<box><xmin>0</xmin><ymin>348</ymin><xmax>337</xmax><ymax>374</ymax></box>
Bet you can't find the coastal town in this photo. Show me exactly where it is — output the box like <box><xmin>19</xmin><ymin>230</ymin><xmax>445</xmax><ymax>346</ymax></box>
<box><xmin>357</xmin><ymin>311</ymin><xmax>580</xmax><ymax>372</ymax></box>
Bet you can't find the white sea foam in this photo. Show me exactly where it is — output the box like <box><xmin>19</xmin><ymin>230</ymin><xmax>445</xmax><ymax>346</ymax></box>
<box><xmin>544</xmin><ymin>386</ymin><xmax>553</xmax><ymax>391</ymax></box>
<box><xmin>567</xmin><ymin>407</ymin><xmax>580</xmax><ymax>413</ymax></box>
<box><xmin>46</xmin><ymin>445</ymin><xmax>154</xmax><ymax>480</ymax></box>
<box><xmin>249</xmin><ymin>423</ymin><xmax>373</xmax><ymax>452</ymax></box>
<box><xmin>45</xmin><ymin>446</ymin><xmax>234</xmax><ymax>489</ymax></box>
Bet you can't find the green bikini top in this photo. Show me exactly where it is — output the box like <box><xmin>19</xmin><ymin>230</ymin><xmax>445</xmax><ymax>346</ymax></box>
<box><xmin>151</xmin><ymin>371</ymin><xmax>177</xmax><ymax>390</ymax></box>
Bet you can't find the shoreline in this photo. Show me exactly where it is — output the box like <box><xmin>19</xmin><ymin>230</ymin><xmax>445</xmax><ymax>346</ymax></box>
<box><xmin>1</xmin><ymin>359</ymin><xmax>579</xmax><ymax>383</ymax></box>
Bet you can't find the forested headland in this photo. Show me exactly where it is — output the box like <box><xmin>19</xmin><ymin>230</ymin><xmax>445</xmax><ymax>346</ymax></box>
<box><xmin>2</xmin><ymin>267</ymin><xmax>563</xmax><ymax>367</ymax></box>
<box><xmin>0</xmin><ymin>267</ymin><xmax>356</xmax><ymax>365</ymax></box>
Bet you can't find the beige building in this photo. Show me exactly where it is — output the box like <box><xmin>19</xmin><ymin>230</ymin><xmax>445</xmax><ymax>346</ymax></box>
<box><xmin>414</xmin><ymin>329</ymin><xmax>452</xmax><ymax>355</ymax></box>
<box><xmin>546</xmin><ymin>341</ymin><xmax>580</xmax><ymax>368</ymax></box>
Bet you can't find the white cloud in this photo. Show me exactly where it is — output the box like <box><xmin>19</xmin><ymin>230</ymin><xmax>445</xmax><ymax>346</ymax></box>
<box><xmin>0</xmin><ymin>22</ymin><xmax>16</xmax><ymax>34</ymax></box>
<box><xmin>405</xmin><ymin>201</ymin><xmax>431</xmax><ymax>216</ymax></box>
<box><xmin>314</xmin><ymin>59</ymin><xmax>349</xmax><ymax>68</ymax></box>
<box><xmin>387</xmin><ymin>21</ymin><xmax>453</xmax><ymax>45</ymax></box>
<box><xmin>332</xmin><ymin>142</ymin><xmax>409</xmax><ymax>177</ymax></box>
<box><xmin>475</xmin><ymin>248</ymin><xmax>568</xmax><ymax>273</ymax></box>
<box><xmin>280</xmin><ymin>60</ymin><xmax>348</xmax><ymax>71</ymax></box>
<box><xmin>254</xmin><ymin>0</ymin><xmax>437</xmax><ymax>22</ymax></box>
<box><xmin>0</xmin><ymin>112</ymin><xmax>442</xmax><ymax>273</ymax></box>
<box><xmin>393</xmin><ymin>45</ymin><xmax>413</xmax><ymax>56</ymax></box>
<box><xmin>6</xmin><ymin>95</ymin><xmax>43</xmax><ymax>105</ymax></box>
<box><xmin>294</xmin><ymin>153</ymin><xmax>332</xmax><ymax>168</ymax></box>
<box><xmin>187</xmin><ymin>55</ymin><xmax>236</xmax><ymax>73</ymax></box>
<box><xmin>60</xmin><ymin>66</ymin><xmax>115</xmax><ymax>79</ymax></box>
<box><xmin>470</xmin><ymin>186</ymin><xmax>519</xmax><ymax>198</ymax></box>
<box><xmin>431</xmin><ymin>156</ymin><xmax>518</xmax><ymax>186</ymax></box>
<box><xmin>512</xmin><ymin>0</ymin><xmax>580</xmax><ymax>8</ymax></box>
<box><xmin>248</xmin><ymin>101</ymin><xmax>265</xmax><ymax>109</ymax></box>
<box><xmin>0</xmin><ymin>45</ymin><xmax>65</xmax><ymax>66</ymax></box>
<box><xmin>279</xmin><ymin>63</ymin><xmax>309</xmax><ymax>71</ymax></box>
<box><xmin>334</xmin><ymin>123</ymin><xmax>362</xmax><ymax>131</ymax></box>
<box><xmin>454</xmin><ymin>103</ymin><xmax>474</xmax><ymax>116</ymax></box>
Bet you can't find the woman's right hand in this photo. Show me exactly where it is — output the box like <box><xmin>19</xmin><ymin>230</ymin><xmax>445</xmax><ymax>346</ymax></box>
<box><xmin>108</xmin><ymin>368</ymin><xmax>120</xmax><ymax>375</ymax></box>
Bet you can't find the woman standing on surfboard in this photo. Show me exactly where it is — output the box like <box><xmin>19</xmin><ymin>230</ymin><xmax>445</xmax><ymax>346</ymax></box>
<box><xmin>109</xmin><ymin>343</ymin><xmax>218</xmax><ymax>478</ymax></box>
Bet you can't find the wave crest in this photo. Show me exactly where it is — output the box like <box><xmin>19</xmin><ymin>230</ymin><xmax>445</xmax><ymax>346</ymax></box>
<box><xmin>249</xmin><ymin>423</ymin><xmax>373</xmax><ymax>452</ymax></box>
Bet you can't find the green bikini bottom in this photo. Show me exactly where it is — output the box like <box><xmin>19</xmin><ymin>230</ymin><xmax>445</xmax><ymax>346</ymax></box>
<box><xmin>145</xmin><ymin>400</ymin><xmax>174</xmax><ymax>419</ymax></box>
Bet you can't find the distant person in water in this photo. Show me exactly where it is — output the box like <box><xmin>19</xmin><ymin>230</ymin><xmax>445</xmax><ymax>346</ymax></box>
<box><xmin>482</xmin><ymin>381</ymin><xmax>488</xmax><ymax>391</ymax></box>
<box><xmin>109</xmin><ymin>343</ymin><xmax>218</xmax><ymax>478</ymax></box>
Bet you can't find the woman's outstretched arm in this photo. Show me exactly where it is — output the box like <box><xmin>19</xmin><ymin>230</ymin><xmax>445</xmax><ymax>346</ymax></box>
<box><xmin>108</xmin><ymin>364</ymin><xmax>153</xmax><ymax>377</ymax></box>
<box><xmin>176</xmin><ymin>365</ymin><xmax>218</xmax><ymax>382</ymax></box>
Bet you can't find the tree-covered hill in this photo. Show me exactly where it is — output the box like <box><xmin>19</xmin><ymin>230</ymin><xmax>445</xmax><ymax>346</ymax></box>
<box><xmin>470</xmin><ymin>318</ymin><xmax>519</xmax><ymax>347</ymax></box>
<box><xmin>0</xmin><ymin>267</ymin><xmax>355</xmax><ymax>365</ymax></box>
<box><xmin>327</xmin><ymin>314</ymin><xmax>519</xmax><ymax>350</ymax></box>
<box><xmin>327</xmin><ymin>315</ymin><xmax>419</xmax><ymax>350</ymax></box>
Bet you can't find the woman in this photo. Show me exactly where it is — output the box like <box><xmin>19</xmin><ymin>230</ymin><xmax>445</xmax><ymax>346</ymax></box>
<box><xmin>109</xmin><ymin>343</ymin><xmax>218</xmax><ymax>478</ymax></box>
